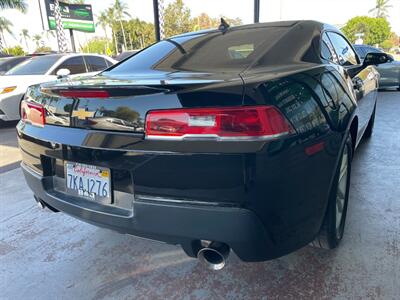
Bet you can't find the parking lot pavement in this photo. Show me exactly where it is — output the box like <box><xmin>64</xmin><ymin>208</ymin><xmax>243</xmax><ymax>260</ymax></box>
<box><xmin>0</xmin><ymin>92</ymin><xmax>399</xmax><ymax>299</ymax></box>
<box><xmin>0</xmin><ymin>121</ymin><xmax>21</xmax><ymax>173</ymax></box>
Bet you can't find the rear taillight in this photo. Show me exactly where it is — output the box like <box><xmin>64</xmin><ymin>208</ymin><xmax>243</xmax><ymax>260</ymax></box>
<box><xmin>57</xmin><ymin>89</ymin><xmax>110</xmax><ymax>98</ymax></box>
<box><xmin>20</xmin><ymin>100</ymin><xmax>46</xmax><ymax>127</ymax></box>
<box><xmin>145</xmin><ymin>106</ymin><xmax>293</xmax><ymax>141</ymax></box>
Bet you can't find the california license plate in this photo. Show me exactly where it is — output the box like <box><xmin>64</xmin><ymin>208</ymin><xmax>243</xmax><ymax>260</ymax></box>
<box><xmin>65</xmin><ymin>162</ymin><xmax>111</xmax><ymax>202</ymax></box>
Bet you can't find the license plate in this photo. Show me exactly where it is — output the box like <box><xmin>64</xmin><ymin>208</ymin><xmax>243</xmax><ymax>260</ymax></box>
<box><xmin>65</xmin><ymin>162</ymin><xmax>111</xmax><ymax>202</ymax></box>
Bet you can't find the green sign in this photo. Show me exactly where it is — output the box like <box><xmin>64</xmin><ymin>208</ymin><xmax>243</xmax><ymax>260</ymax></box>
<box><xmin>45</xmin><ymin>0</ymin><xmax>95</xmax><ymax>33</ymax></box>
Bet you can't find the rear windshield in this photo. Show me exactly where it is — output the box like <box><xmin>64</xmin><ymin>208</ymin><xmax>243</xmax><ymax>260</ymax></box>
<box><xmin>5</xmin><ymin>55</ymin><xmax>62</xmax><ymax>75</ymax></box>
<box><xmin>106</xmin><ymin>27</ymin><xmax>289</xmax><ymax>74</ymax></box>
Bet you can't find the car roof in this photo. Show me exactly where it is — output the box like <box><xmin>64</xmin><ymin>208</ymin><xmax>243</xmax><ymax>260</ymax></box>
<box><xmin>354</xmin><ymin>44</ymin><xmax>378</xmax><ymax>49</ymax></box>
<box><xmin>37</xmin><ymin>53</ymin><xmax>108</xmax><ymax>58</ymax></box>
<box><xmin>172</xmin><ymin>20</ymin><xmax>338</xmax><ymax>39</ymax></box>
<box><xmin>22</xmin><ymin>53</ymin><xmax>115</xmax><ymax>65</ymax></box>
<box><xmin>167</xmin><ymin>20</ymin><xmax>340</xmax><ymax>70</ymax></box>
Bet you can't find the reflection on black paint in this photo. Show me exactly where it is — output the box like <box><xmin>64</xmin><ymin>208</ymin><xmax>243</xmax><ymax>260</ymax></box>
<box><xmin>261</xmin><ymin>78</ymin><xmax>328</xmax><ymax>138</ymax></box>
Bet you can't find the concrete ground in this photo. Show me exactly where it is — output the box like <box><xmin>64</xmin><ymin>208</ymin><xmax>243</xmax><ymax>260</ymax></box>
<box><xmin>0</xmin><ymin>92</ymin><xmax>399</xmax><ymax>299</ymax></box>
<box><xmin>0</xmin><ymin>121</ymin><xmax>20</xmax><ymax>173</ymax></box>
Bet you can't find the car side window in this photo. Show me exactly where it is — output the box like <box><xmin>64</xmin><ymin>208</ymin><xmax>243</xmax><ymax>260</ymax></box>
<box><xmin>85</xmin><ymin>56</ymin><xmax>109</xmax><ymax>72</ymax></box>
<box><xmin>54</xmin><ymin>56</ymin><xmax>87</xmax><ymax>75</ymax></box>
<box><xmin>321</xmin><ymin>33</ymin><xmax>338</xmax><ymax>63</ymax></box>
<box><xmin>326</xmin><ymin>32</ymin><xmax>358</xmax><ymax>66</ymax></box>
<box><xmin>105</xmin><ymin>59</ymin><xmax>113</xmax><ymax>67</ymax></box>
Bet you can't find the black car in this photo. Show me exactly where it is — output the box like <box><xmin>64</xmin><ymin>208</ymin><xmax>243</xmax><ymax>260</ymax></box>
<box><xmin>18</xmin><ymin>21</ymin><xmax>389</xmax><ymax>270</ymax></box>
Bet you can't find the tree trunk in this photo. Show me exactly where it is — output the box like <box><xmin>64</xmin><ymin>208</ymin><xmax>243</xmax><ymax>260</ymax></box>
<box><xmin>24</xmin><ymin>37</ymin><xmax>29</xmax><ymax>52</ymax></box>
<box><xmin>119</xmin><ymin>19</ymin><xmax>128</xmax><ymax>51</ymax></box>
<box><xmin>129</xmin><ymin>33</ymin><xmax>133</xmax><ymax>50</ymax></box>
<box><xmin>103</xmin><ymin>26</ymin><xmax>109</xmax><ymax>52</ymax></box>
<box><xmin>103</xmin><ymin>25</ymin><xmax>109</xmax><ymax>41</ymax></box>
<box><xmin>0</xmin><ymin>31</ymin><xmax>8</xmax><ymax>49</ymax></box>
<box><xmin>112</xmin><ymin>29</ymin><xmax>118</xmax><ymax>54</ymax></box>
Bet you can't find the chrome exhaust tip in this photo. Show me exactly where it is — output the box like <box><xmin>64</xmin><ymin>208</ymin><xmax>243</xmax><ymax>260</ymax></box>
<box><xmin>34</xmin><ymin>196</ymin><xmax>46</xmax><ymax>209</ymax></box>
<box><xmin>197</xmin><ymin>242</ymin><xmax>230</xmax><ymax>271</ymax></box>
<box><xmin>34</xmin><ymin>196</ymin><xmax>59</xmax><ymax>212</ymax></box>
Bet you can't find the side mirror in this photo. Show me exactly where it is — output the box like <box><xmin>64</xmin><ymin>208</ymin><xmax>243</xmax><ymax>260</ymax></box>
<box><xmin>347</xmin><ymin>52</ymin><xmax>391</xmax><ymax>78</ymax></box>
<box><xmin>363</xmin><ymin>52</ymin><xmax>390</xmax><ymax>66</ymax></box>
<box><xmin>56</xmin><ymin>68</ymin><xmax>71</xmax><ymax>79</ymax></box>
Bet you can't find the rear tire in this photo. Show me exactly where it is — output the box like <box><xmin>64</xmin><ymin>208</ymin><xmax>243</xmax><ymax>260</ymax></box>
<box><xmin>311</xmin><ymin>135</ymin><xmax>352</xmax><ymax>249</ymax></box>
<box><xmin>363</xmin><ymin>106</ymin><xmax>376</xmax><ymax>139</ymax></box>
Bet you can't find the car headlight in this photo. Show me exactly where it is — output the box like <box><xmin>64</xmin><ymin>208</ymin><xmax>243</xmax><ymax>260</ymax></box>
<box><xmin>0</xmin><ymin>86</ymin><xmax>17</xmax><ymax>94</ymax></box>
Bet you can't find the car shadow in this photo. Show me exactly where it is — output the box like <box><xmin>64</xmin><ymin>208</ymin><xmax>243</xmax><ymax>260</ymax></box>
<box><xmin>0</xmin><ymin>120</ymin><xmax>19</xmax><ymax>129</ymax></box>
<box><xmin>82</xmin><ymin>229</ymin><xmax>340</xmax><ymax>299</ymax></box>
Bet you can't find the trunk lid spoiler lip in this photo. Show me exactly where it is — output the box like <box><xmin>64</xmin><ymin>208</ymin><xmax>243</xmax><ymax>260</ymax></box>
<box><xmin>39</xmin><ymin>75</ymin><xmax>232</xmax><ymax>96</ymax></box>
<box><xmin>40</xmin><ymin>85</ymin><xmax>172</xmax><ymax>97</ymax></box>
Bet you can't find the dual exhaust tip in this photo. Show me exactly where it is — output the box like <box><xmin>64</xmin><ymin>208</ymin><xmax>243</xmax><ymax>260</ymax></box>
<box><xmin>197</xmin><ymin>241</ymin><xmax>230</xmax><ymax>270</ymax></box>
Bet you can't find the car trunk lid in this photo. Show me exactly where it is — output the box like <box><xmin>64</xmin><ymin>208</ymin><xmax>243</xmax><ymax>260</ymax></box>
<box><xmin>33</xmin><ymin>71</ymin><xmax>245</xmax><ymax>132</ymax></box>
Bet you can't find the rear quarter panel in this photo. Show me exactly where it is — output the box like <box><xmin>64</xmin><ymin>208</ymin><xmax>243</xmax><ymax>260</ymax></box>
<box><xmin>239</xmin><ymin>65</ymin><xmax>356</xmax><ymax>250</ymax></box>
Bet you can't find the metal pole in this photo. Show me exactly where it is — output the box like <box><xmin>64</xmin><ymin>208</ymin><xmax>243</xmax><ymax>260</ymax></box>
<box><xmin>69</xmin><ymin>29</ymin><xmax>76</xmax><ymax>52</ymax></box>
<box><xmin>158</xmin><ymin>0</ymin><xmax>165</xmax><ymax>40</ymax></box>
<box><xmin>254</xmin><ymin>0</ymin><xmax>260</xmax><ymax>23</ymax></box>
<box><xmin>153</xmin><ymin>0</ymin><xmax>161</xmax><ymax>42</ymax></box>
<box><xmin>54</xmin><ymin>0</ymin><xmax>68</xmax><ymax>52</ymax></box>
<box><xmin>38</xmin><ymin>0</ymin><xmax>45</xmax><ymax>31</ymax></box>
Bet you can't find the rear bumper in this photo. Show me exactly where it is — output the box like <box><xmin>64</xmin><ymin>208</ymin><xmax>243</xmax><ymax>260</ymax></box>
<box><xmin>18</xmin><ymin>122</ymin><xmax>339</xmax><ymax>262</ymax></box>
<box><xmin>22</xmin><ymin>162</ymin><xmax>276</xmax><ymax>261</ymax></box>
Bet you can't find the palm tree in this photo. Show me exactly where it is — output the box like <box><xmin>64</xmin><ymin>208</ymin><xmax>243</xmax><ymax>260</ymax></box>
<box><xmin>0</xmin><ymin>0</ymin><xmax>27</xmax><ymax>51</ymax></box>
<box><xmin>19</xmin><ymin>28</ymin><xmax>29</xmax><ymax>52</ymax></box>
<box><xmin>369</xmin><ymin>0</ymin><xmax>392</xmax><ymax>18</ymax></box>
<box><xmin>0</xmin><ymin>0</ymin><xmax>27</xmax><ymax>12</ymax></box>
<box><xmin>107</xmin><ymin>7</ymin><xmax>118</xmax><ymax>54</ymax></box>
<box><xmin>32</xmin><ymin>34</ymin><xmax>42</xmax><ymax>49</ymax></box>
<box><xmin>97</xmin><ymin>11</ymin><xmax>110</xmax><ymax>50</ymax></box>
<box><xmin>0</xmin><ymin>16</ymin><xmax>13</xmax><ymax>49</ymax></box>
<box><xmin>43</xmin><ymin>30</ymin><xmax>55</xmax><ymax>39</ymax></box>
<box><xmin>114</xmin><ymin>0</ymin><xmax>131</xmax><ymax>51</ymax></box>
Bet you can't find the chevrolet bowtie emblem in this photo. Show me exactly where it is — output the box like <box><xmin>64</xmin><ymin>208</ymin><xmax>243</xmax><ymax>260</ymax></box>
<box><xmin>71</xmin><ymin>108</ymin><xmax>95</xmax><ymax>120</ymax></box>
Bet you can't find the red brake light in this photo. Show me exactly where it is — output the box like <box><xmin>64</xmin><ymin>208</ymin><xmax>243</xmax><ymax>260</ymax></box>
<box><xmin>145</xmin><ymin>106</ymin><xmax>293</xmax><ymax>141</ymax></box>
<box><xmin>20</xmin><ymin>100</ymin><xmax>46</xmax><ymax>127</ymax></box>
<box><xmin>58</xmin><ymin>89</ymin><xmax>110</xmax><ymax>98</ymax></box>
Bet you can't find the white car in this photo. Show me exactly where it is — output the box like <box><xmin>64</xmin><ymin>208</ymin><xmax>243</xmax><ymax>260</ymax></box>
<box><xmin>0</xmin><ymin>53</ymin><xmax>116</xmax><ymax>122</ymax></box>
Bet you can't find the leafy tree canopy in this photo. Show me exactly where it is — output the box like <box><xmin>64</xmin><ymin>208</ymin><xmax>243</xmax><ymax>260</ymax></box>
<box><xmin>368</xmin><ymin>0</ymin><xmax>392</xmax><ymax>19</ymax></box>
<box><xmin>164</xmin><ymin>0</ymin><xmax>193</xmax><ymax>37</ymax></box>
<box><xmin>192</xmin><ymin>13</ymin><xmax>242</xmax><ymax>31</ymax></box>
<box><xmin>115</xmin><ymin>19</ymin><xmax>155</xmax><ymax>51</ymax></box>
<box><xmin>0</xmin><ymin>0</ymin><xmax>27</xmax><ymax>12</ymax></box>
<box><xmin>35</xmin><ymin>46</ymin><xmax>52</xmax><ymax>53</ymax></box>
<box><xmin>342</xmin><ymin>16</ymin><xmax>391</xmax><ymax>45</ymax></box>
<box><xmin>100</xmin><ymin>0</ymin><xmax>242</xmax><ymax>53</ymax></box>
<box><xmin>380</xmin><ymin>39</ymin><xmax>393</xmax><ymax>50</ymax></box>
<box><xmin>81</xmin><ymin>37</ymin><xmax>112</xmax><ymax>55</ymax></box>
<box><xmin>163</xmin><ymin>0</ymin><xmax>243</xmax><ymax>36</ymax></box>
<box><xmin>4</xmin><ymin>45</ymin><xmax>25</xmax><ymax>56</ymax></box>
